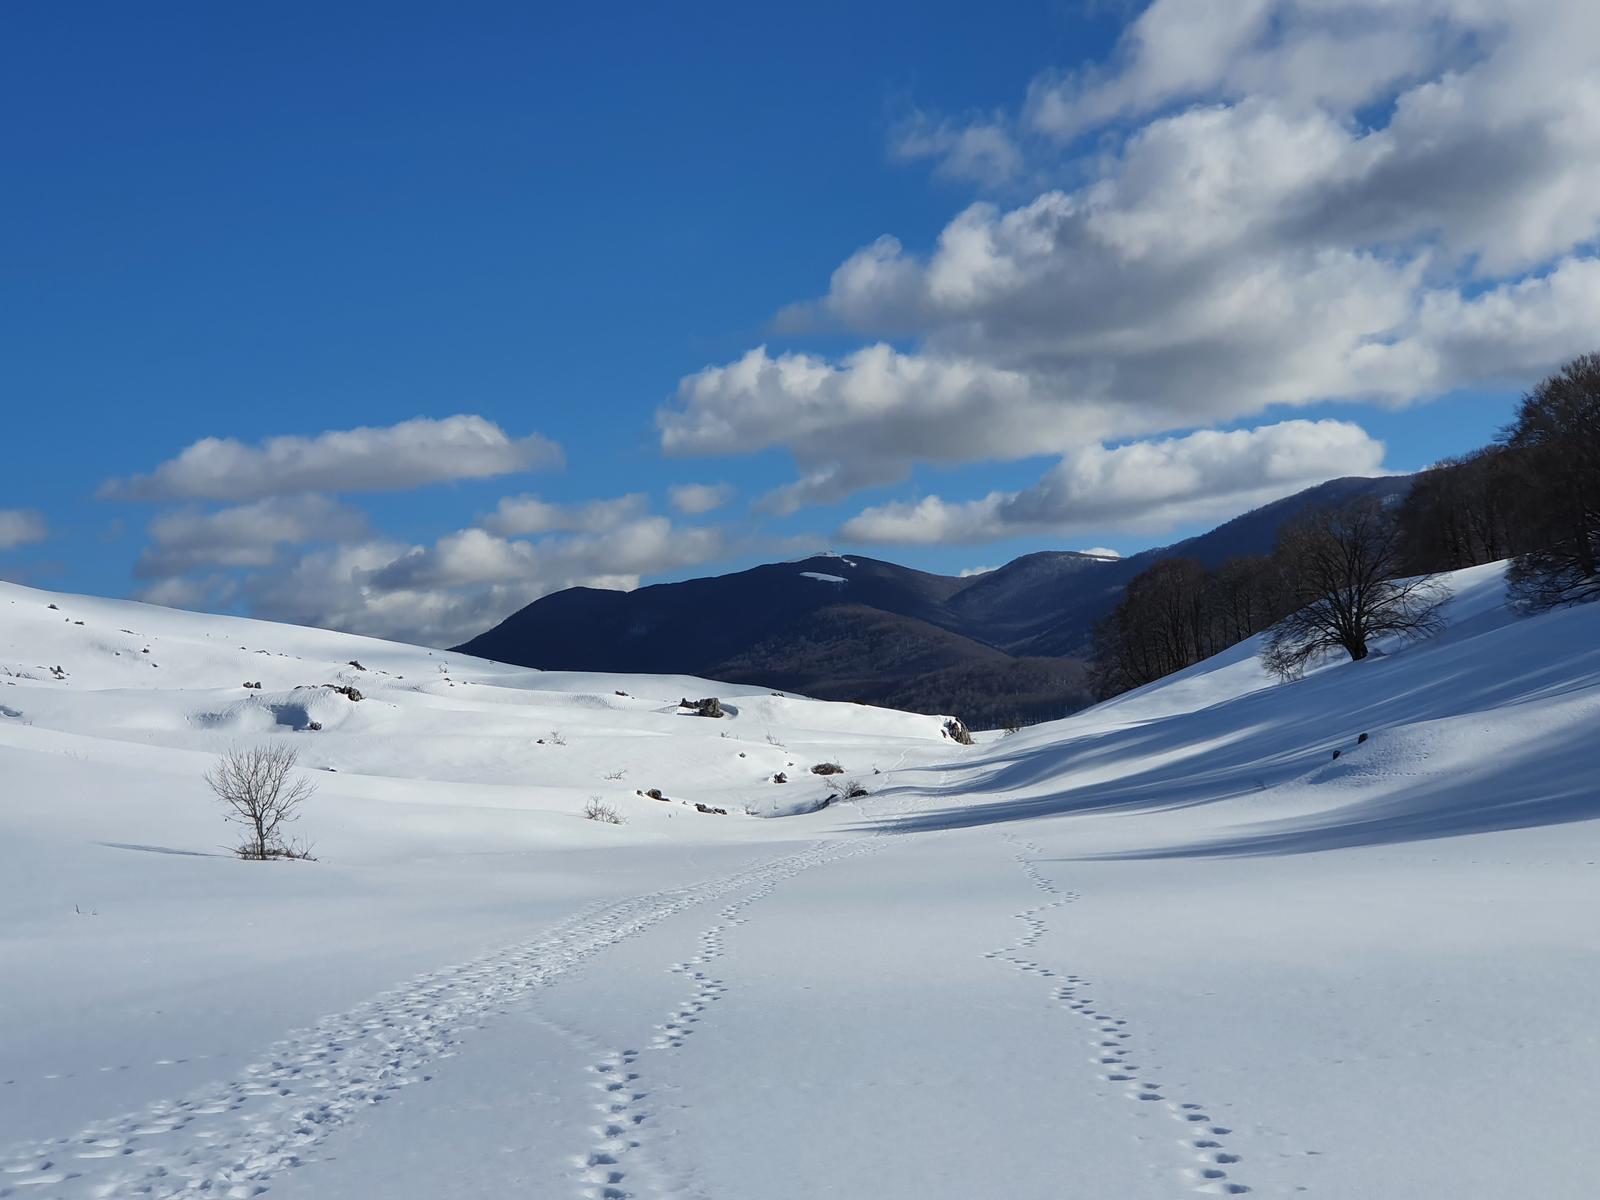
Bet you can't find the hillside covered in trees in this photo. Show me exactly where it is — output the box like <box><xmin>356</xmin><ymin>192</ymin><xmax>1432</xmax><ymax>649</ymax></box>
<box><xmin>1091</xmin><ymin>354</ymin><xmax>1600</xmax><ymax>699</ymax></box>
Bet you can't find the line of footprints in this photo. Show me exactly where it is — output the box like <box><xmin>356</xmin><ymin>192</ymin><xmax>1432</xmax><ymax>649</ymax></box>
<box><xmin>574</xmin><ymin>900</ymin><xmax>766</xmax><ymax>1198</ymax></box>
<box><xmin>575</xmin><ymin>840</ymin><xmax>875</xmax><ymax>1200</ymax></box>
<box><xmin>990</xmin><ymin>840</ymin><xmax>1250</xmax><ymax>1196</ymax></box>
<box><xmin>580</xmin><ymin>1048</ymin><xmax>647</xmax><ymax>1200</ymax></box>
<box><xmin>0</xmin><ymin>845</ymin><xmax>851</xmax><ymax>1200</ymax></box>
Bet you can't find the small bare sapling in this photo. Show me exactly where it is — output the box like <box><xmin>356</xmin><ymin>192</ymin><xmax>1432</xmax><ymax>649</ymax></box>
<box><xmin>205</xmin><ymin>742</ymin><xmax>316</xmax><ymax>860</ymax></box>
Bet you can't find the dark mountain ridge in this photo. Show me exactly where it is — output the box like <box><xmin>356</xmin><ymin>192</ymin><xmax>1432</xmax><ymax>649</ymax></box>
<box><xmin>455</xmin><ymin>475</ymin><xmax>1412</xmax><ymax>726</ymax></box>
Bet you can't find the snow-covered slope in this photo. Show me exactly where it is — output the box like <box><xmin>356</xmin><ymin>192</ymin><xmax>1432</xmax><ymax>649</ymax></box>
<box><xmin>2</xmin><ymin>566</ymin><xmax>1598</xmax><ymax>1199</ymax></box>
<box><xmin>0</xmin><ymin>579</ymin><xmax>956</xmax><ymax>829</ymax></box>
<box><xmin>882</xmin><ymin>562</ymin><xmax>1600</xmax><ymax>854</ymax></box>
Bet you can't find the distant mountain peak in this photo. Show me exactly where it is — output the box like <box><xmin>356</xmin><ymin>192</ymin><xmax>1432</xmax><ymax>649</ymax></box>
<box><xmin>455</xmin><ymin>474</ymin><xmax>1412</xmax><ymax>726</ymax></box>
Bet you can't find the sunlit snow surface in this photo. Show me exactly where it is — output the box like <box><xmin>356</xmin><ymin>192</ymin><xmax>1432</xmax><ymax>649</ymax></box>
<box><xmin>2</xmin><ymin>563</ymin><xmax>1597</xmax><ymax>1199</ymax></box>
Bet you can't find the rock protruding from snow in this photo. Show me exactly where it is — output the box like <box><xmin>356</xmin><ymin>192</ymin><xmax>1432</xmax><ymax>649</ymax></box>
<box><xmin>943</xmin><ymin>718</ymin><xmax>974</xmax><ymax>745</ymax></box>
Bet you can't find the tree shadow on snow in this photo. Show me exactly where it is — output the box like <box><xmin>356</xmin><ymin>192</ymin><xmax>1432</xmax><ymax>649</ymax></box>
<box><xmin>856</xmin><ymin>601</ymin><xmax>1600</xmax><ymax>855</ymax></box>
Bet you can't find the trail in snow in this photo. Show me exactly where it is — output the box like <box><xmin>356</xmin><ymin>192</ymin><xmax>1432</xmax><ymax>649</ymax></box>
<box><xmin>0</xmin><ymin>843</ymin><xmax>844</xmax><ymax>1200</ymax></box>
<box><xmin>546</xmin><ymin>838</ymin><xmax>883</xmax><ymax>1200</ymax></box>
<box><xmin>988</xmin><ymin>837</ymin><xmax>1251</xmax><ymax>1196</ymax></box>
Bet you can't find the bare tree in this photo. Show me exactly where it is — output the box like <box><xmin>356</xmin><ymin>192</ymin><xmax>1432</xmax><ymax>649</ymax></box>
<box><xmin>1396</xmin><ymin>446</ymin><xmax>1521</xmax><ymax>573</ymax></box>
<box><xmin>1262</xmin><ymin>498</ymin><xmax>1447</xmax><ymax>680</ymax></box>
<box><xmin>1502</xmin><ymin>353</ymin><xmax>1600</xmax><ymax>609</ymax></box>
<box><xmin>1089</xmin><ymin>553</ymin><xmax>1294</xmax><ymax>699</ymax></box>
<box><xmin>204</xmin><ymin>743</ymin><xmax>316</xmax><ymax>859</ymax></box>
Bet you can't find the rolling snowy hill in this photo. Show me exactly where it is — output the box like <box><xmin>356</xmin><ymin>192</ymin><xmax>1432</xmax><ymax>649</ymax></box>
<box><xmin>2</xmin><ymin>564</ymin><xmax>1597</xmax><ymax>1199</ymax></box>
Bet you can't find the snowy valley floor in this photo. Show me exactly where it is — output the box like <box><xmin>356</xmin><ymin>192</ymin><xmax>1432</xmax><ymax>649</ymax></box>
<box><xmin>2</xmin><ymin>564</ymin><xmax>1598</xmax><ymax>1198</ymax></box>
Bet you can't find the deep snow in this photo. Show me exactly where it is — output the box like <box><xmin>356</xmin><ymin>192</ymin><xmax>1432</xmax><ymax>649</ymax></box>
<box><xmin>2</xmin><ymin>563</ymin><xmax>1597</xmax><ymax>1198</ymax></box>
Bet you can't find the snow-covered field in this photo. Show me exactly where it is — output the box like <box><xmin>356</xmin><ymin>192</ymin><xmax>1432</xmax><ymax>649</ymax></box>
<box><xmin>2</xmin><ymin>563</ymin><xmax>1597</xmax><ymax>1198</ymax></box>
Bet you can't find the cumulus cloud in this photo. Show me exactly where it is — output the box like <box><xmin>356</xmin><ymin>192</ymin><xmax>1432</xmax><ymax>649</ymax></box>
<box><xmin>481</xmin><ymin>492</ymin><xmax>648</xmax><ymax>536</ymax></box>
<box><xmin>369</xmin><ymin>519</ymin><xmax>725</xmax><ymax>594</ymax></box>
<box><xmin>134</xmin><ymin>495</ymin><xmax>368</xmax><ymax>578</ymax></box>
<box><xmin>103</xmin><ymin>416</ymin><xmax>562</xmax><ymax>502</ymax></box>
<box><xmin>134</xmin><ymin>575</ymin><xmax>235</xmax><ymax>612</ymax></box>
<box><xmin>168</xmin><ymin>512</ymin><xmax>733</xmax><ymax>647</ymax></box>
<box><xmin>117</xmin><ymin>436</ymin><xmax>741</xmax><ymax>645</ymax></box>
<box><xmin>1023</xmin><ymin>0</ymin><xmax>1436</xmax><ymax>140</ymax></box>
<box><xmin>0</xmin><ymin>510</ymin><xmax>47</xmax><ymax>550</ymax></box>
<box><xmin>667</xmin><ymin>482</ymin><xmax>735</xmax><ymax>515</ymax></box>
<box><xmin>663</xmin><ymin>343</ymin><xmax>1099</xmax><ymax>479</ymax></box>
<box><xmin>661</xmin><ymin>0</ymin><xmax>1600</xmax><ymax>517</ymax></box>
<box><xmin>839</xmin><ymin>420</ymin><xmax>1386</xmax><ymax>545</ymax></box>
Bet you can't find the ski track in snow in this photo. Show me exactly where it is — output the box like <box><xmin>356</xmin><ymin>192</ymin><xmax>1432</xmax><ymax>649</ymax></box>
<box><xmin>988</xmin><ymin>837</ymin><xmax>1251</xmax><ymax>1196</ymax></box>
<box><xmin>555</xmin><ymin>837</ymin><xmax>882</xmax><ymax>1200</ymax></box>
<box><xmin>0</xmin><ymin>843</ymin><xmax>851</xmax><ymax>1200</ymax></box>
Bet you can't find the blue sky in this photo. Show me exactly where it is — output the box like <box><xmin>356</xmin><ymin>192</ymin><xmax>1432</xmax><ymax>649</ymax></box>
<box><xmin>4</xmin><ymin>1</ymin><xmax>1597</xmax><ymax>644</ymax></box>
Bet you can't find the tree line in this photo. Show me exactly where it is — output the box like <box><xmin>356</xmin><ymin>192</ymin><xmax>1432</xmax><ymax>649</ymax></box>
<box><xmin>1091</xmin><ymin>352</ymin><xmax>1600</xmax><ymax>700</ymax></box>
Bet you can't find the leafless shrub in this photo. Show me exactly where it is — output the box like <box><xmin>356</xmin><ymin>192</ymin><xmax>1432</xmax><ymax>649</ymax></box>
<box><xmin>811</xmin><ymin>762</ymin><xmax>844</xmax><ymax>776</ymax></box>
<box><xmin>827</xmin><ymin>776</ymin><xmax>868</xmax><ymax>800</ymax></box>
<box><xmin>547</xmin><ymin>729</ymin><xmax>566</xmax><ymax>746</ymax></box>
<box><xmin>204</xmin><ymin>743</ymin><xmax>317</xmax><ymax>860</ymax></box>
<box><xmin>602</xmin><ymin>767</ymin><xmax>627</xmax><ymax>780</ymax></box>
<box><xmin>584</xmin><ymin>796</ymin><xmax>623</xmax><ymax>824</ymax></box>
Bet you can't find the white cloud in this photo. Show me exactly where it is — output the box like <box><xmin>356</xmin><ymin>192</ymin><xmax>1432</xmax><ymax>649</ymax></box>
<box><xmin>958</xmin><ymin>565</ymin><xmax>997</xmax><ymax>577</ymax></box>
<box><xmin>103</xmin><ymin>416</ymin><xmax>562</xmax><ymax>502</ymax></box>
<box><xmin>839</xmin><ymin>419</ymin><xmax>1386</xmax><ymax>545</ymax></box>
<box><xmin>1079</xmin><ymin>547</ymin><xmax>1122</xmax><ymax>559</ymax></box>
<box><xmin>667</xmin><ymin>482</ymin><xmax>735</xmax><ymax>515</ymax></box>
<box><xmin>135</xmin><ymin>495</ymin><xmax>368</xmax><ymax>577</ymax></box>
<box><xmin>481</xmin><ymin>492</ymin><xmax>648</xmax><ymax>536</ymax></box>
<box><xmin>122</xmin><ymin>467</ymin><xmax>736</xmax><ymax>644</ymax></box>
<box><xmin>664</xmin><ymin>342</ymin><xmax>1096</xmax><ymax>470</ymax></box>
<box><xmin>661</xmin><ymin>0</ymin><xmax>1600</xmax><ymax>516</ymax></box>
<box><xmin>134</xmin><ymin>575</ymin><xmax>235</xmax><ymax>612</ymax></box>
<box><xmin>370</xmin><ymin>519</ymin><xmax>726</xmax><ymax>593</ymax></box>
<box><xmin>0</xmin><ymin>510</ymin><xmax>47</xmax><ymax>550</ymax></box>
<box><xmin>890</xmin><ymin>111</ymin><xmax>1024</xmax><ymax>186</ymax></box>
<box><xmin>207</xmin><ymin>514</ymin><xmax>733</xmax><ymax>647</ymax></box>
<box><xmin>1023</xmin><ymin>0</ymin><xmax>1424</xmax><ymax>140</ymax></box>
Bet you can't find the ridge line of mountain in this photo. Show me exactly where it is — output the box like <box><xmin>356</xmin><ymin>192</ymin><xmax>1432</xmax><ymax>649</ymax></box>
<box><xmin>454</xmin><ymin>474</ymin><xmax>1413</xmax><ymax>725</ymax></box>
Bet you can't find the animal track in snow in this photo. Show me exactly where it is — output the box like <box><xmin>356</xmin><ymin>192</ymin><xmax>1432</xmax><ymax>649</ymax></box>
<box><xmin>0</xmin><ymin>842</ymin><xmax>858</xmax><ymax>1200</ymax></box>
<box><xmin>990</xmin><ymin>837</ymin><xmax>1251</xmax><ymax>1196</ymax></box>
<box><xmin>560</xmin><ymin>837</ymin><xmax>882</xmax><ymax>1200</ymax></box>
<box><xmin>577</xmin><ymin>1048</ymin><xmax>648</xmax><ymax>1200</ymax></box>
